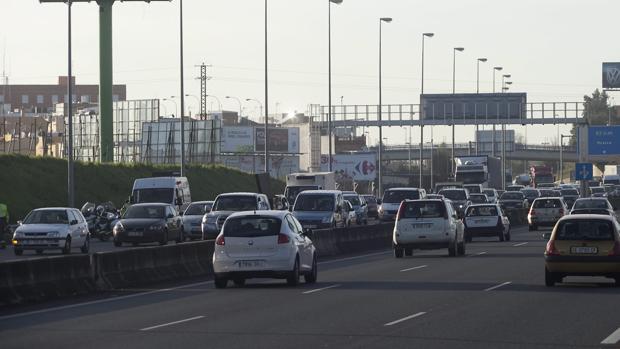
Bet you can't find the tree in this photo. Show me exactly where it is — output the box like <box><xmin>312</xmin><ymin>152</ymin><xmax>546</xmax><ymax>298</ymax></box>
<box><xmin>569</xmin><ymin>89</ymin><xmax>617</xmax><ymax>145</ymax></box>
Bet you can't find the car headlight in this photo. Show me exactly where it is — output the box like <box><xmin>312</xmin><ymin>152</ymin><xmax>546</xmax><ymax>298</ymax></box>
<box><xmin>458</xmin><ymin>204</ymin><xmax>464</xmax><ymax>209</ymax></box>
<box><xmin>13</xmin><ymin>231</ymin><xmax>24</xmax><ymax>238</ymax></box>
<box><xmin>321</xmin><ymin>216</ymin><xmax>333</xmax><ymax>224</ymax></box>
<box><xmin>378</xmin><ymin>206</ymin><xmax>384</xmax><ymax>213</ymax></box>
<box><xmin>47</xmin><ymin>231</ymin><xmax>60</xmax><ymax>238</ymax></box>
<box><xmin>113</xmin><ymin>222</ymin><xmax>124</xmax><ymax>233</ymax></box>
<box><xmin>148</xmin><ymin>224</ymin><xmax>166</xmax><ymax>231</ymax></box>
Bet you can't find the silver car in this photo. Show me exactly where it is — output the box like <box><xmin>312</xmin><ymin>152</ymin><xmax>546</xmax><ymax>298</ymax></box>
<box><xmin>570</xmin><ymin>198</ymin><xmax>618</xmax><ymax>221</ymax></box>
<box><xmin>212</xmin><ymin>211</ymin><xmax>317</xmax><ymax>288</ymax></box>
<box><xmin>182</xmin><ymin>201</ymin><xmax>213</xmax><ymax>240</ymax></box>
<box><xmin>528</xmin><ymin>197</ymin><xmax>568</xmax><ymax>231</ymax></box>
<box><xmin>12</xmin><ymin>207</ymin><xmax>90</xmax><ymax>256</ymax></box>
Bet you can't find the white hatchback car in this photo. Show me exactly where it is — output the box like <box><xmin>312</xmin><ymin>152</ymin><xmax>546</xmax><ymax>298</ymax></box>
<box><xmin>463</xmin><ymin>204</ymin><xmax>511</xmax><ymax>242</ymax></box>
<box><xmin>392</xmin><ymin>199</ymin><xmax>465</xmax><ymax>257</ymax></box>
<box><xmin>12</xmin><ymin>207</ymin><xmax>90</xmax><ymax>256</ymax></box>
<box><xmin>212</xmin><ymin>211</ymin><xmax>317</xmax><ymax>288</ymax></box>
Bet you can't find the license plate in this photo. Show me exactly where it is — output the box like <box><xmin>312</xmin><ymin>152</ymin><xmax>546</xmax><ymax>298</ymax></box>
<box><xmin>474</xmin><ymin>219</ymin><xmax>488</xmax><ymax>224</ymax></box>
<box><xmin>305</xmin><ymin>225</ymin><xmax>317</xmax><ymax>229</ymax></box>
<box><xmin>412</xmin><ymin>223</ymin><xmax>432</xmax><ymax>229</ymax></box>
<box><xmin>238</xmin><ymin>260</ymin><xmax>263</xmax><ymax>268</ymax></box>
<box><xmin>571</xmin><ymin>246</ymin><xmax>598</xmax><ymax>254</ymax></box>
<box><xmin>128</xmin><ymin>231</ymin><xmax>143</xmax><ymax>237</ymax></box>
<box><xmin>23</xmin><ymin>240</ymin><xmax>55</xmax><ymax>245</ymax></box>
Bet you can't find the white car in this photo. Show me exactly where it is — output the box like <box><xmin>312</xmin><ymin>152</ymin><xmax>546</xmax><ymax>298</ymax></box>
<box><xmin>344</xmin><ymin>200</ymin><xmax>356</xmax><ymax>227</ymax></box>
<box><xmin>392</xmin><ymin>199</ymin><xmax>465</xmax><ymax>257</ymax></box>
<box><xmin>182</xmin><ymin>201</ymin><xmax>213</xmax><ymax>240</ymax></box>
<box><xmin>463</xmin><ymin>204</ymin><xmax>511</xmax><ymax>242</ymax></box>
<box><xmin>12</xmin><ymin>207</ymin><xmax>90</xmax><ymax>256</ymax></box>
<box><xmin>212</xmin><ymin>211</ymin><xmax>317</xmax><ymax>288</ymax></box>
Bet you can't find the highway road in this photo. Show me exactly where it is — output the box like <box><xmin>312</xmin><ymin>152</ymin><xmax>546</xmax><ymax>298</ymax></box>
<box><xmin>1</xmin><ymin>225</ymin><xmax>619</xmax><ymax>348</ymax></box>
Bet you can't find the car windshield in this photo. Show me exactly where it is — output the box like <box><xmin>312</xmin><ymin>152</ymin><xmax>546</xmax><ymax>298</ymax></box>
<box><xmin>133</xmin><ymin>188</ymin><xmax>173</xmax><ymax>204</ymax></box>
<box><xmin>573</xmin><ymin>200</ymin><xmax>608</xmax><ymax>209</ymax></box>
<box><xmin>184</xmin><ymin>203</ymin><xmax>212</xmax><ymax>216</ymax></box>
<box><xmin>124</xmin><ymin>205</ymin><xmax>166</xmax><ymax>219</ymax></box>
<box><xmin>294</xmin><ymin>194</ymin><xmax>335</xmax><ymax>212</ymax></box>
<box><xmin>223</xmin><ymin>216</ymin><xmax>281</xmax><ymax>238</ymax></box>
<box><xmin>214</xmin><ymin>196</ymin><xmax>257</xmax><ymax>211</ymax></box>
<box><xmin>23</xmin><ymin>210</ymin><xmax>69</xmax><ymax>224</ymax></box>
<box><xmin>400</xmin><ymin>201</ymin><xmax>446</xmax><ymax>219</ymax></box>
<box><xmin>464</xmin><ymin>186</ymin><xmax>481</xmax><ymax>193</ymax></box>
<box><xmin>466</xmin><ymin>206</ymin><xmax>498</xmax><ymax>217</ymax></box>
<box><xmin>501</xmin><ymin>192</ymin><xmax>523</xmax><ymax>200</ymax></box>
<box><xmin>540</xmin><ymin>190</ymin><xmax>561</xmax><ymax>197</ymax></box>
<box><xmin>483</xmin><ymin>190</ymin><xmax>496</xmax><ymax>197</ymax></box>
<box><xmin>439</xmin><ymin>190</ymin><xmax>467</xmax><ymax>201</ymax></box>
<box><xmin>285</xmin><ymin>186</ymin><xmax>318</xmax><ymax>204</ymax></box>
<box><xmin>470</xmin><ymin>195</ymin><xmax>487</xmax><ymax>203</ymax></box>
<box><xmin>561</xmin><ymin>189</ymin><xmax>579</xmax><ymax>196</ymax></box>
<box><xmin>522</xmin><ymin>190</ymin><xmax>540</xmax><ymax>198</ymax></box>
<box><xmin>383</xmin><ymin>190</ymin><xmax>420</xmax><ymax>203</ymax></box>
<box><xmin>533</xmin><ymin>199</ymin><xmax>562</xmax><ymax>209</ymax></box>
<box><xmin>343</xmin><ymin>195</ymin><xmax>361</xmax><ymax>206</ymax></box>
<box><xmin>555</xmin><ymin>219</ymin><xmax>615</xmax><ymax>241</ymax></box>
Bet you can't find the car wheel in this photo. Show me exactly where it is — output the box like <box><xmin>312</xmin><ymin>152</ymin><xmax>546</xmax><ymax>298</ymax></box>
<box><xmin>457</xmin><ymin>241</ymin><xmax>466</xmax><ymax>256</ymax></box>
<box><xmin>214</xmin><ymin>276</ymin><xmax>228</xmax><ymax>289</ymax></box>
<box><xmin>304</xmin><ymin>255</ymin><xmax>318</xmax><ymax>284</ymax></box>
<box><xmin>505</xmin><ymin>229</ymin><xmax>511</xmax><ymax>242</ymax></box>
<box><xmin>14</xmin><ymin>248</ymin><xmax>23</xmax><ymax>256</ymax></box>
<box><xmin>36</xmin><ymin>249</ymin><xmax>44</xmax><ymax>255</ymax></box>
<box><xmin>545</xmin><ymin>267</ymin><xmax>557</xmax><ymax>287</ymax></box>
<box><xmin>404</xmin><ymin>248</ymin><xmax>413</xmax><ymax>257</ymax></box>
<box><xmin>498</xmin><ymin>230</ymin><xmax>505</xmax><ymax>242</ymax></box>
<box><xmin>62</xmin><ymin>237</ymin><xmax>72</xmax><ymax>255</ymax></box>
<box><xmin>114</xmin><ymin>240</ymin><xmax>122</xmax><ymax>247</ymax></box>
<box><xmin>394</xmin><ymin>247</ymin><xmax>404</xmax><ymax>258</ymax></box>
<box><xmin>175</xmin><ymin>232</ymin><xmax>183</xmax><ymax>244</ymax></box>
<box><xmin>80</xmin><ymin>236</ymin><xmax>90</xmax><ymax>254</ymax></box>
<box><xmin>159</xmin><ymin>231</ymin><xmax>168</xmax><ymax>246</ymax></box>
<box><xmin>233</xmin><ymin>278</ymin><xmax>246</xmax><ymax>287</ymax></box>
<box><xmin>287</xmin><ymin>257</ymin><xmax>300</xmax><ymax>286</ymax></box>
<box><xmin>448</xmin><ymin>239</ymin><xmax>457</xmax><ymax>257</ymax></box>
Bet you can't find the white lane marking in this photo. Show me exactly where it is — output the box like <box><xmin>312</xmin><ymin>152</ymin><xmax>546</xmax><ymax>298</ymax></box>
<box><xmin>384</xmin><ymin>312</ymin><xmax>427</xmax><ymax>326</ymax></box>
<box><xmin>140</xmin><ymin>315</ymin><xmax>205</xmax><ymax>331</ymax></box>
<box><xmin>513</xmin><ymin>242</ymin><xmax>528</xmax><ymax>247</ymax></box>
<box><xmin>484</xmin><ymin>281</ymin><xmax>512</xmax><ymax>292</ymax></box>
<box><xmin>317</xmin><ymin>250</ymin><xmax>391</xmax><ymax>265</ymax></box>
<box><xmin>468</xmin><ymin>251</ymin><xmax>487</xmax><ymax>257</ymax></box>
<box><xmin>302</xmin><ymin>284</ymin><xmax>341</xmax><ymax>294</ymax></box>
<box><xmin>400</xmin><ymin>265</ymin><xmax>428</xmax><ymax>272</ymax></box>
<box><xmin>601</xmin><ymin>327</ymin><xmax>620</xmax><ymax>345</ymax></box>
<box><xmin>0</xmin><ymin>280</ymin><xmax>214</xmax><ymax>321</ymax></box>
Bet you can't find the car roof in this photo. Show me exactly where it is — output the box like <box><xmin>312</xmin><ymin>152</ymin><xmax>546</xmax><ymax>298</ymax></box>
<box><xmin>386</xmin><ymin>187</ymin><xmax>422</xmax><ymax>191</ymax></box>
<box><xmin>188</xmin><ymin>201</ymin><xmax>214</xmax><ymax>205</ymax></box>
<box><xmin>227</xmin><ymin>210</ymin><xmax>288</xmax><ymax>219</ymax></box>
<box><xmin>131</xmin><ymin>203</ymin><xmax>170</xmax><ymax>207</ymax></box>
<box><xmin>558</xmin><ymin>214</ymin><xmax>615</xmax><ymax>222</ymax></box>
<box><xmin>217</xmin><ymin>192</ymin><xmax>260</xmax><ymax>197</ymax></box>
<box><xmin>298</xmin><ymin>190</ymin><xmax>341</xmax><ymax>195</ymax></box>
<box><xmin>33</xmin><ymin>207</ymin><xmax>75</xmax><ymax>211</ymax></box>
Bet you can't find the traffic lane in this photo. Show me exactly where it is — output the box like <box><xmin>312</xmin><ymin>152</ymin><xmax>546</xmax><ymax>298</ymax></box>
<box><xmin>0</xmin><ymin>227</ymin><xmax>533</xmax><ymax>348</ymax></box>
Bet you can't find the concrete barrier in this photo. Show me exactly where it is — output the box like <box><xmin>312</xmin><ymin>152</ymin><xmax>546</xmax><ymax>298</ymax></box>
<box><xmin>93</xmin><ymin>241</ymin><xmax>214</xmax><ymax>290</ymax></box>
<box><xmin>0</xmin><ymin>254</ymin><xmax>94</xmax><ymax>306</ymax></box>
<box><xmin>312</xmin><ymin>223</ymin><xmax>394</xmax><ymax>258</ymax></box>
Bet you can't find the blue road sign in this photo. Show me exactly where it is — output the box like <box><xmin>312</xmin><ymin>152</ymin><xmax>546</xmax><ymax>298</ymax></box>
<box><xmin>575</xmin><ymin>163</ymin><xmax>593</xmax><ymax>181</ymax></box>
<box><xmin>589</xmin><ymin>126</ymin><xmax>620</xmax><ymax>155</ymax></box>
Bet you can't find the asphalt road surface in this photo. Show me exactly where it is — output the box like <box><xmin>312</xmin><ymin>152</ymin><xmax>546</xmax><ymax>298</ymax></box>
<box><xmin>1</xmin><ymin>225</ymin><xmax>619</xmax><ymax>348</ymax></box>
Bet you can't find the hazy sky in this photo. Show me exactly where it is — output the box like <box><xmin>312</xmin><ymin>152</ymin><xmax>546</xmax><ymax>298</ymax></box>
<box><xmin>2</xmin><ymin>0</ymin><xmax>618</xmax><ymax>145</ymax></box>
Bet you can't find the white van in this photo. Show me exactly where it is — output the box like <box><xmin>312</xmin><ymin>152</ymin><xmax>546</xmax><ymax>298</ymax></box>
<box><xmin>130</xmin><ymin>177</ymin><xmax>191</xmax><ymax>213</ymax></box>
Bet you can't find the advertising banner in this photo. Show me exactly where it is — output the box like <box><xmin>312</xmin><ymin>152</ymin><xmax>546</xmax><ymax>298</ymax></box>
<box><xmin>255</xmin><ymin>127</ymin><xmax>299</xmax><ymax>153</ymax></box>
<box><xmin>320</xmin><ymin>153</ymin><xmax>377</xmax><ymax>181</ymax></box>
<box><xmin>221</xmin><ymin>127</ymin><xmax>254</xmax><ymax>153</ymax></box>
<box><xmin>603</xmin><ymin>63</ymin><xmax>620</xmax><ymax>89</ymax></box>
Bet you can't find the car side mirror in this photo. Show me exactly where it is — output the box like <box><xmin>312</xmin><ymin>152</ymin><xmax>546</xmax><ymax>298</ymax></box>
<box><xmin>17</xmin><ymin>220</ymin><xmax>23</xmax><ymax>226</ymax></box>
<box><xmin>70</xmin><ymin>219</ymin><xmax>78</xmax><ymax>225</ymax></box>
<box><xmin>542</xmin><ymin>232</ymin><xmax>552</xmax><ymax>240</ymax></box>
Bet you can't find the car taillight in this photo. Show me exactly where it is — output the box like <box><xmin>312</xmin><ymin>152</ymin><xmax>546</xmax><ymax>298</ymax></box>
<box><xmin>278</xmin><ymin>233</ymin><xmax>290</xmax><ymax>244</ymax></box>
<box><xmin>545</xmin><ymin>240</ymin><xmax>560</xmax><ymax>256</ymax></box>
<box><xmin>215</xmin><ymin>234</ymin><xmax>225</xmax><ymax>246</ymax></box>
<box><xmin>396</xmin><ymin>202</ymin><xmax>406</xmax><ymax>220</ymax></box>
<box><xmin>609</xmin><ymin>241</ymin><xmax>620</xmax><ymax>256</ymax></box>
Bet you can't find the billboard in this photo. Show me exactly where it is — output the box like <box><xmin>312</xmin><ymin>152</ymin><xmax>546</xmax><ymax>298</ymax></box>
<box><xmin>602</xmin><ymin>62</ymin><xmax>620</xmax><ymax>89</ymax></box>
<box><xmin>588</xmin><ymin>126</ymin><xmax>620</xmax><ymax>155</ymax></box>
<box><xmin>255</xmin><ymin>127</ymin><xmax>299</xmax><ymax>153</ymax></box>
<box><xmin>221</xmin><ymin>127</ymin><xmax>254</xmax><ymax>153</ymax></box>
<box><xmin>320</xmin><ymin>153</ymin><xmax>377</xmax><ymax>181</ymax></box>
<box><xmin>420</xmin><ymin>93</ymin><xmax>527</xmax><ymax>121</ymax></box>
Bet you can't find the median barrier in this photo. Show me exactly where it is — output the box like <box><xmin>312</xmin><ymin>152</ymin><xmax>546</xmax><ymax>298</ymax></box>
<box><xmin>93</xmin><ymin>241</ymin><xmax>214</xmax><ymax>290</ymax></box>
<box><xmin>0</xmin><ymin>254</ymin><xmax>94</xmax><ymax>306</ymax></box>
<box><xmin>312</xmin><ymin>223</ymin><xmax>394</xmax><ymax>258</ymax></box>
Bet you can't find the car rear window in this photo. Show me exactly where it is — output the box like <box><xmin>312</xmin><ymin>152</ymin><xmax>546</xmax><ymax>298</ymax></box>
<box><xmin>223</xmin><ymin>216</ymin><xmax>281</xmax><ymax>238</ymax></box>
<box><xmin>214</xmin><ymin>196</ymin><xmax>257</xmax><ymax>211</ymax></box>
<box><xmin>522</xmin><ymin>190</ymin><xmax>540</xmax><ymax>198</ymax></box>
<box><xmin>573</xmin><ymin>200</ymin><xmax>608</xmax><ymax>209</ymax></box>
<box><xmin>533</xmin><ymin>199</ymin><xmax>563</xmax><ymax>208</ymax></box>
<box><xmin>439</xmin><ymin>189</ymin><xmax>467</xmax><ymax>200</ymax></box>
<box><xmin>483</xmin><ymin>190</ymin><xmax>496</xmax><ymax>197</ymax></box>
<box><xmin>561</xmin><ymin>189</ymin><xmax>579</xmax><ymax>196</ymax></box>
<box><xmin>466</xmin><ymin>206</ymin><xmax>498</xmax><ymax>217</ymax></box>
<box><xmin>555</xmin><ymin>220</ymin><xmax>616</xmax><ymax>241</ymax></box>
<box><xmin>501</xmin><ymin>192</ymin><xmax>523</xmax><ymax>200</ymax></box>
<box><xmin>470</xmin><ymin>194</ymin><xmax>487</xmax><ymax>203</ymax></box>
<box><xmin>570</xmin><ymin>209</ymin><xmax>610</xmax><ymax>216</ymax></box>
<box><xmin>383</xmin><ymin>190</ymin><xmax>420</xmax><ymax>203</ymax></box>
<box><xmin>400</xmin><ymin>201</ymin><xmax>446</xmax><ymax>219</ymax></box>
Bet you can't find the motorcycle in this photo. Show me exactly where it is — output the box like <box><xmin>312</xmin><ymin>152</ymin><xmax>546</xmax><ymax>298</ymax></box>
<box><xmin>81</xmin><ymin>202</ymin><xmax>120</xmax><ymax>241</ymax></box>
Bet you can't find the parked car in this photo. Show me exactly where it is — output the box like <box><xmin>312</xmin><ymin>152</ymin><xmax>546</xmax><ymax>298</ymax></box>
<box><xmin>521</xmin><ymin>188</ymin><xmax>541</xmax><ymax>206</ymax></box>
<box><xmin>528</xmin><ymin>197</ymin><xmax>567</xmax><ymax>231</ymax></box>
<box><xmin>343</xmin><ymin>192</ymin><xmax>368</xmax><ymax>225</ymax></box>
<box><xmin>469</xmin><ymin>193</ymin><xmax>489</xmax><ymax>204</ymax></box>
<box><xmin>438</xmin><ymin>188</ymin><xmax>471</xmax><ymax>218</ymax></box>
<box><xmin>482</xmin><ymin>188</ymin><xmax>499</xmax><ymax>204</ymax></box>
<box><xmin>202</xmin><ymin>193</ymin><xmax>271</xmax><ymax>239</ymax></box>
<box><xmin>544</xmin><ymin>214</ymin><xmax>620</xmax><ymax>287</ymax></box>
<box><xmin>506</xmin><ymin>185</ymin><xmax>525</xmax><ymax>192</ymax></box>
<box><xmin>499</xmin><ymin>191</ymin><xmax>529</xmax><ymax>210</ymax></box>
<box><xmin>361</xmin><ymin>195</ymin><xmax>379</xmax><ymax>219</ymax></box>
<box><xmin>463</xmin><ymin>204</ymin><xmax>510</xmax><ymax>242</ymax></box>
<box><xmin>539</xmin><ymin>189</ymin><xmax>562</xmax><ymax>198</ymax></box>
<box><xmin>392</xmin><ymin>199</ymin><xmax>465</xmax><ymax>258</ymax></box>
<box><xmin>379</xmin><ymin>187</ymin><xmax>427</xmax><ymax>221</ymax></box>
<box><xmin>560</xmin><ymin>188</ymin><xmax>580</xmax><ymax>209</ymax></box>
<box><xmin>212</xmin><ymin>211</ymin><xmax>317</xmax><ymax>288</ymax></box>
<box><xmin>12</xmin><ymin>207</ymin><xmax>90</xmax><ymax>256</ymax></box>
<box><xmin>182</xmin><ymin>201</ymin><xmax>213</xmax><ymax>240</ymax></box>
<box><xmin>570</xmin><ymin>198</ymin><xmax>617</xmax><ymax>221</ymax></box>
<box><xmin>113</xmin><ymin>203</ymin><xmax>183</xmax><ymax>246</ymax></box>
<box><xmin>292</xmin><ymin>190</ymin><xmax>347</xmax><ymax>229</ymax></box>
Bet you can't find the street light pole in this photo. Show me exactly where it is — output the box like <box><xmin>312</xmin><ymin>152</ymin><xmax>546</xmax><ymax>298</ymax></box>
<box><xmin>179</xmin><ymin>0</ymin><xmax>186</xmax><ymax>175</ymax></box>
<box><xmin>421</xmin><ymin>32</ymin><xmax>433</xmax><ymax>190</ymax></box>
<box><xmin>205</xmin><ymin>95</ymin><xmax>222</xmax><ymax>111</ymax></box>
<box><xmin>378</xmin><ymin>17</ymin><xmax>392</xmax><ymax>197</ymax></box>
<box><xmin>451</xmin><ymin>47</ymin><xmax>464</xmax><ymax>178</ymax></box>
<box><xmin>492</xmin><ymin>66</ymin><xmax>503</xmax><ymax>158</ymax></box>
<box><xmin>475</xmin><ymin>58</ymin><xmax>487</xmax><ymax>156</ymax></box>
<box><xmin>225</xmin><ymin>96</ymin><xmax>243</xmax><ymax>119</ymax></box>
<box><xmin>264</xmin><ymin>0</ymin><xmax>269</xmax><ymax>174</ymax></box>
<box><xmin>67</xmin><ymin>0</ymin><xmax>74</xmax><ymax>207</ymax></box>
<box><xmin>328</xmin><ymin>0</ymin><xmax>343</xmax><ymax>172</ymax></box>
<box><xmin>245</xmin><ymin>98</ymin><xmax>263</xmax><ymax>121</ymax></box>
<box><xmin>559</xmin><ymin>134</ymin><xmax>571</xmax><ymax>183</ymax></box>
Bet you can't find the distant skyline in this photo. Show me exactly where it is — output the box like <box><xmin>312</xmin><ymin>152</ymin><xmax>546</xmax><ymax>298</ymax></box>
<box><xmin>2</xmin><ymin>0</ymin><xmax>618</xmax><ymax>145</ymax></box>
